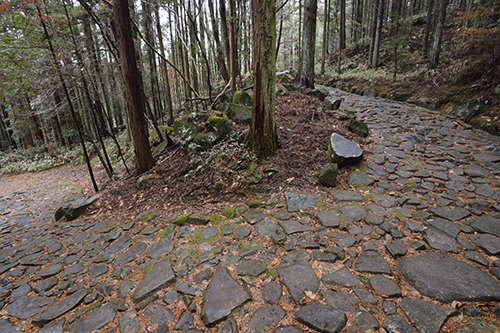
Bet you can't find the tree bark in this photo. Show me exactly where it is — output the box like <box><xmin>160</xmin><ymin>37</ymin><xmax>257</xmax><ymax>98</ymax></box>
<box><xmin>299</xmin><ymin>0</ymin><xmax>318</xmax><ymax>87</ymax></box>
<box><xmin>229</xmin><ymin>0</ymin><xmax>237</xmax><ymax>90</ymax></box>
<box><xmin>113</xmin><ymin>0</ymin><xmax>154</xmax><ymax>175</ymax></box>
<box><xmin>340</xmin><ymin>0</ymin><xmax>346</xmax><ymax>49</ymax></box>
<box><xmin>321</xmin><ymin>0</ymin><xmax>329</xmax><ymax>75</ymax></box>
<box><xmin>422</xmin><ymin>0</ymin><xmax>434</xmax><ymax>57</ymax></box>
<box><xmin>248</xmin><ymin>0</ymin><xmax>279</xmax><ymax>157</ymax></box>
<box><xmin>208</xmin><ymin>0</ymin><xmax>230</xmax><ymax>83</ymax></box>
<box><xmin>430</xmin><ymin>0</ymin><xmax>447</xmax><ymax>68</ymax></box>
<box><xmin>219</xmin><ymin>0</ymin><xmax>231</xmax><ymax>71</ymax></box>
<box><xmin>154</xmin><ymin>1</ymin><xmax>174</xmax><ymax>125</ymax></box>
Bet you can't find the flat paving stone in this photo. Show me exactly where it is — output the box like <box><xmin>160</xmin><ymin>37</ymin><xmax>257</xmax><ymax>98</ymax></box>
<box><xmin>322</xmin><ymin>290</ymin><xmax>359</xmax><ymax>313</ymax></box>
<box><xmin>322</xmin><ymin>267</ymin><xmax>362</xmax><ymax>287</ymax></box>
<box><xmin>396</xmin><ymin>252</ymin><xmax>500</xmax><ymax>303</ymax></box>
<box><xmin>345</xmin><ymin>312</ymin><xmax>379</xmax><ymax>333</ymax></box>
<box><xmin>285</xmin><ymin>192</ymin><xmax>321</xmax><ymax>212</ymax></box>
<box><xmin>279</xmin><ymin>220</ymin><xmax>309</xmax><ymax>235</ymax></box>
<box><xmin>143</xmin><ymin>303</ymin><xmax>174</xmax><ymax>325</ymax></box>
<box><xmin>424</xmin><ymin>219</ymin><xmax>461</xmax><ymax>238</ymax></box>
<box><xmin>331</xmin><ymin>191</ymin><xmax>363</xmax><ymax>202</ymax></box>
<box><xmin>295</xmin><ymin>302</ymin><xmax>347</xmax><ymax>333</ymax></box>
<box><xmin>262</xmin><ymin>282</ymin><xmax>282</xmax><ymax>304</ymax></box>
<box><xmin>119</xmin><ymin>311</ymin><xmax>139</xmax><ymax>333</ymax></box>
<box><xmin>399</xmin><ymin>297</ymin><xmax>455</xmax><ymax>333</ymax></box>
<box><xmin>274</xmin><ymin>327</ymin><xmax>304</xmax><ymax>333</ymax></box>
<box><xmin>247</xmin><ymin>305</ymin><xmax>286</xmax><ymax>333</ymax></box>
<box><xmin>317</xmin><ymin>211</ymin><xmax>341</xmax><ymax>228</ymax></box>
<box><xmin>202</xmin><ymin>267</ymin><xmax>251</xmax><ymax>326</ymax></box>
<box><xmin>369</xmin><ymin>275</ymin><xmax>401</xmax><ymax>297</ymax></box>
<box><xmin>339</xmin><ymin>206</ymin><xmax>367</xmax><ymax>222</ymax></box>
<box><xmin>32</xmin><ymin>289</ymin><xmax>87</xmax><ymax>327</ymax></box>
<box><xmin>132</xmin><ymin>258</ymin><xmax>176</xmax><ymax>304</ymax></box>
<box><xmin>383</xmin><ymin>314</ymin><xmax>417</xmax><ymax>333</ymax></box>
<box><xmin>355</xmin><ymin>251</ymin><xmax>391</xmax><ymax>274</ymax></box>
<box><xmin>469</xmin><ymin>234</ymin><xmax>500</xmax><ymax>255</ymax></box>
<box><xmin>279</xmin><ymin>261</ymin><xmax>319</xmax><ymax>303</ymax></box>
<box><xmin>146</xmin><ymin>240</ymin><xmax>174</xmax><ymax>259</ymax></box>
<box><xmin>6</xmin><ymin>296</ymin><xmax>55</xmax><ymax>319</ymax></box>
<box><xmin>255</xmin><ymin>219</ymin><xmax>277</xmax><ymax>237</ymax></box>
<box><xmin>429</xmin><ymin>207</ymin><xmax>471</xmax><ymax>221</ymax></box>
<box><xmin>237</xmin><ymin>260</ymin><xmax>267</xmax><ymax>276</ymax></box>
<box><xmin>0</xmin><ymin>320</ymin><xmax>21</xmax><ymax>333</ymax></box>
<box><xmin>69</xmin><ymin>302</ymin><xmax>116</xmax><ymax>333</ymax></box>
<box><xmin>424</xmin><ymin>229</ymin><xmax>458</xmax><ymax>253</ymax></box>
<box><xmin>465</xmin><ymin>216</ymin><xmax>500</xmax><ymax>237</ymax></box>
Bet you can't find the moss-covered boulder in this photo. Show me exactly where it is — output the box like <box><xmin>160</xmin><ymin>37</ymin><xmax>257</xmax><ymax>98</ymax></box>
<box><xmin>233</xmin><ymin>90</ymin><xmax>252</xmax><ymax>106</ymax></box>
<box><xmin>276</xmin><ymin>84</ymin><xmax>289</xmax><ymax>96</ymax></box>
<box><xmin>173</xmin><ymin>113</ymin><xmax>199</xmax><ymax>146</ymax></box>
<box><xmin>276</xmin><ymin>71</ymin><xmax>295</xmax><ymax>83</ymax></box>
<box><xmin>307</xmin><ymin>86</ymin><xmax>329</xmax><ymax>101</ymax></box>
<box><xmin>363</xmin><ymin>82</ymin><xmax>379</xmax><ymax>97</ymax></box>
<box><xmin>315</xmin><ymin>164</ymin><xmax>339</xmax><ymax>187</ymax></box>
<box><xmin>225</xmin><ymin>103</ymin><xmax>252</xmax><ymax>125</ymax></box>
<box><xmin>206</xmin><ymin>115</ymin><xmax>231</xmax><ymax>139</ymax></box>
<box><xmin>347</xmin><ymin>119</ymin><xmax>369</xmax><ymax>137</ymax></box>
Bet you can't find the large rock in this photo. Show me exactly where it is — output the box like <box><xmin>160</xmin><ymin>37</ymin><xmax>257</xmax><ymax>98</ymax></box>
<box><xmin>6</xmin><ymin>296</ymin><xmax>55</xmax><ymax>319</ymax></box>
<box><xmin>279</xmin><ymin>261</ymin><xmax>319</xmax><ymax>303</ymax></box>
<box><xmin>202</xmin><ymin>267</ymin><xmax>251</xmax><ymax>326</ymax></box>
<box><xmin>295</xmin><ymin>302</ymin><xmax>347</xmax><ymax>333</ymax></box>
<box><xmin>450</xmin><ymin>101</ymin><xmax>482</xmax><ymax>122</ymax></box>
<box><xmin>396</xmin><ymin>252</ymin><xmax>500</xmax><ymax>303</ymax></box>
<box><xmin>55</xmin><ymin>195</ymin><xmax>99</xmax><ymax>221</ymax></box>
<box><xmin>325</xmin><ymin>96</ymin><xmax>343</xmax><ymax>110</ymax></box>
<box><xmin>132</xmin><ymin>258</ymin><xmax>176</xmax><ymax>303</ymax></box>
<box><xmin>32</xmin><ymin>289</ymin><xmax>87</xmax><ymax>327</ymax></box>
<box><xmin>225</xmin><ymin>103</ymin><xmax>252</xmax><ymax>125</ymax></box>
<box><xmin>233</xmin><ymin>90</ymin><xmax>252</xmax><ymax>106</ymax></box>
<box><xmin>399</xmin><ymin>298</ymin><xmax>455</xmax><ymax>333</ymax></box>
<box><xmin>465</xmin><ymin>216</ymin><xmax>500</xmax><ymax>237</ymax></box>
<box><xmin>328</xmin><ymin>133</ymin><xmax>363</xmax><ymax>167</ymax></box>
<box><xmin>307</xmin><ymin>86</ymin><xmax>329</xmax><ymax>101</ymax></box>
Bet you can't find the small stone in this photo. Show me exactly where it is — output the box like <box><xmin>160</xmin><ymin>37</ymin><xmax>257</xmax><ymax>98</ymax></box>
<box><xmin>132</xmin><ymin>258</ymin><xmax>176</xmax><ymax>304</ymax></box>
<box><xmin>355</xmin><ymin>251</ymin><xmax>391</xmax><ymax>274</ymax></box>
<box><xmin>237</xmin><ymin>260</ymin><xmax>267</xmax><ymax>277</ymax></box>
<box><xmin>262</xmin><ymin>282</ymin><xmax>282</xmax><ymax>305</ymax></box>
<box><xmin>369</xmin><ymin>275</ymin><xmax>401</xmax><ymax>297</ymax></box>
<box><xmin>247</xmin><ymin>306</ymin><xmax>286</xmax><ymax>333</ymax></box>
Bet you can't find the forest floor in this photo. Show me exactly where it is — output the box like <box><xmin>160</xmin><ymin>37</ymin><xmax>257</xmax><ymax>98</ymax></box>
<box><xmin>92</xmin><ymin>88</ymin><xmax>364</xmax><ymax>218</ymax></box>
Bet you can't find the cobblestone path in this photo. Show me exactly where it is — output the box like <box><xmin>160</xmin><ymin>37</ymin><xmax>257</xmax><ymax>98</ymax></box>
<box><xmin>0</xmin><ymin>88</ymin><xmax>500</xmax><ymax>333</ymax></box>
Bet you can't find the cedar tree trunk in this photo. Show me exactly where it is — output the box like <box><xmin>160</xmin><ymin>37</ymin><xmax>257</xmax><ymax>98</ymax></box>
<box><xmin>247</xmin><ymin>0</ymin><xmax>279</xmax><ymax>157</ymax></box>
<box><xmin>113</xmin><ymin>0</ymin><xmax>154</xmax><ymax>174</ymax></box>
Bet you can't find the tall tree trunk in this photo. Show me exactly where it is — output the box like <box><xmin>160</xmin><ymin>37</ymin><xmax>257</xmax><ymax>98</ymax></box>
<box><xmin>248</xmin><ymin>0</ymin><xmax>279</xmax><ymax>157</ymax></box>
<box><xmin>298</xmin><ymin>0</ymin><xmax>303</xmax><ymax>75</ymax></box>
<box><xmin>208</xmin><ymin>0</ymin><xmax>230</xmax><ymax>83</ymax></box>
<box><xmin>229</xmin><ymin>0</ymin><xmax>237</xmax><ymax>90</ymax></box>
<box><xmin>422</xmin><ymin>0</ymin><xmax>434</xmax><ymax>57</ymax></box>
<box><xmin>219</xmin><ymin>0</ymin><xmax>231</xmax><ymax>69</ymax></box>
<box><xmin>430</xmin><ymin>0</ymin><xmax>447</xmax><ymax>68</ymax></box>
<box><xmin>299</xmin><ymin>0</ymin><xmax>318</xmax><ymax>87</ymax></box>
<box><xmin>372</xmin><ymin>0</ymin><xmax>384</xmax><ymax>68</ymax></box>
<box><xmin>154</xmin><ymin>1</ymin><xmax>174</xmax><ymax>125</ymax></box>
<box><xmin>321</xmin><ymin>0</ymin><xmax>329</xmax><ymax>75</ymax></box>
<box><xmin>368</xmin><ymin>0</ymin><xmax>380</xmax><ymax>67</ymax></box>
<box><xmin>340</xmin><ymin>0</ymin><xmax>346</xmax><ymax>49</ymax></box>
<box><xmin>113</xmin><ymin>0</ymin><xmax>154</xmax><ymax>175</ymax></box>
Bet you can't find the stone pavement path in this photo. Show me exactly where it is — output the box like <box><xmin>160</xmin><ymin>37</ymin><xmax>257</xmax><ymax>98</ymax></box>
<box><xmin>1</xmin><ymin>88</ymin><xmax>500</xmax><ymax>333</ymax></box>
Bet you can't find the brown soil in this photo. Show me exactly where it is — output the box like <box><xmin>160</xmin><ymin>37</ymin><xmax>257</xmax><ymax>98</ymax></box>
<box><xmin>92</xmin><ymin>88</ymin><xmax>362</xmax><ymax>217</ymax></box>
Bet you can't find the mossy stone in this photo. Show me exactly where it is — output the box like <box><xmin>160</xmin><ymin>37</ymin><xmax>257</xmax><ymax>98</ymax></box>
<box><xmin>214</xmin><ymin>181</ymin><xmax>225</xmax><ymax>191</ymax></box>
<box><xmin>225</xmin><ymin>103</ymin><xmax>252</xmax><ymax>125</ymax></box>
<box><xmin>315</xmin><ymin>164</ymin><xmax>339</xmax><ymax>187</ymax></box>
<box><xmin>222</xmin><ymin>207</ymin><xmax>237</xmax><ymax>219</ymax></box>
<box><xmin>210</xmin><ymin>214</ymin><xmax>223</xmax><ymax>225</ymax></box>
<box><xmin>248</xmin><ymin>200</ymin><xmax>261</xmax><ymax>208</ymax></box>
<box><xmin>173</xmin><ymin>213</ymin><xmax>192</xmax><ymax>226</ymax></box>
<box><xmin>348</xmin><ymin>119</ymin><xmax>369</xmax><ymax>137</ymax></box>
<box><xmin>233</xmin><ymin>90</ymin><xmax>252</xmax><ymax>106</ymax></box>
